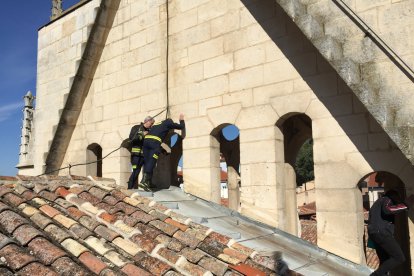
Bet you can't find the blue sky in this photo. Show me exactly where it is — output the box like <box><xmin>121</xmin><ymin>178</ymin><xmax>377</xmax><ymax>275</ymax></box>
<box><xmin>0</xmin><ymin>1</ymin><xmax>78</xmax><ymax>175</ymax></box>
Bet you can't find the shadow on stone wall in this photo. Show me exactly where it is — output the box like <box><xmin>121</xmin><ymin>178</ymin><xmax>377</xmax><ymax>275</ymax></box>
<box><xmin>241</xmin><ymin>0</ymin><xmax>413</xmax><ymax>273</ymax></box>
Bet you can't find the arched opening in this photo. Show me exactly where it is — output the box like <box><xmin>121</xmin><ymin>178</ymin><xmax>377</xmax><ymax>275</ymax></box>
<box><xmin>358</xmin><ymin>171</ymin><xmax>411</xmax><ymax>275</ymax></box>
<box><xmin>152</xmin><ymin>132</ymin><xmax>183</xmax><ymax>189</ymax></box>
<box><xmin>211</xmin><ymin>124</ymin><xmax>240</xmax><ymax>211</ymax></box>
<box><xmin>276</xmin><ymin>113</ymin><xmax>315</xmax><ymax>241</ymax></box>
<box><xmin>86</xmin><ymin>143</ymin><xmax>102</xmax><ymax>177</ymax></box>
<box><xmin>120</xmin><ymin>139</ymin><xmax>133</xmax><ymax>188</ymax></box>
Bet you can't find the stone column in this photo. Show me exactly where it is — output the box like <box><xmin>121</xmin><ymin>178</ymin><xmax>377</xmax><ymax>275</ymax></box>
<box><xmin>227</xmin><ymin>166</ymin><xmax>240</xmax><ymax>211</ymax></box>
<box><xmin>183</xmin><ymin>135</ymin><xmax>221</xmax><ymax>204</ymax></box>
<box><xmin>17</xmin><ymin>91</ymin><xmax>35</xmax><ymax>169</ymax></box>
<box><xmin>51</xmin><ymin>0</ymin><xmax>63</xmax><ymax>20</ymax></box>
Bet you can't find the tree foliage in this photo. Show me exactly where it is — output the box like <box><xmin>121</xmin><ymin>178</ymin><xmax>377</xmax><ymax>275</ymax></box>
<box><xmin>295</xmin><ymin>139</ymin><xmax>314</xmax><ymax>186</ymax></box>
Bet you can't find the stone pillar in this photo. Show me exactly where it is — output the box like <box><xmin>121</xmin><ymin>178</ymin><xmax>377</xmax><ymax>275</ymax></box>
<box><xmin>227</xmin><ymin>166</ymin><xmax>240</xmax><ymax>211</ymax></box>
<box><xmin>51</xmin><ymin>0</ymin><xmax>63</xmax><ymax>20</ymax></box>
<box><xmin>284</xmin><ymin>164</ymin><xmax>299</xmax><ymax>236</ymax></box>
<box><xmin>17</xmin><ymin>91</ymin><xmax>35</xmax><ymax>169</ymax></box>
<box><xmin>183</xmin><ymin>135</ymin><xmax>221</xmax><ymax>204</ymax></box>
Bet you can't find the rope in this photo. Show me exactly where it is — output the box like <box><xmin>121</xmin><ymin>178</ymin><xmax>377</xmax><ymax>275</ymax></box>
<box><xmin>165</xmin><ymin>0</ymin><xmax>170</xmax><ymax>119</ymax></box>
<box><xmin>37</xmin><ymin>108</ymin><xmax>167</xmax><ymax>177</ymax></box>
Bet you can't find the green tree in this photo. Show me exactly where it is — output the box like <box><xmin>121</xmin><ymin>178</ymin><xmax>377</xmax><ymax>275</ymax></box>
<box><xmin>295</xmin><ymin>139</ymin><xmax>314</xmax><ymax>186</ymax></box>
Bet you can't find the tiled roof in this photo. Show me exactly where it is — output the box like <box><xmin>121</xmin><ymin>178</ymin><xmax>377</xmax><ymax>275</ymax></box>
<box><xmin>298</xmin><ymin>202</ymin><xmax>316</xmax><ymax>217</ymax></box>
<box><xmin>0</xmin><ymin>175</ymin><xmax>289</xmax><ymax>276</ymax></box>
<box><xmin>299</xmin><ymin>220</ymin><xmax>317</xmax><ymax>245</ymax></box>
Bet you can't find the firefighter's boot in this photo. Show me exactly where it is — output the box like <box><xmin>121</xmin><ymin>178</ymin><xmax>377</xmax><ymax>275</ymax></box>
<box><xmin>139</xmin><ymin>173</ymin><xmax>151</xmax><ymax>191</ymax></box>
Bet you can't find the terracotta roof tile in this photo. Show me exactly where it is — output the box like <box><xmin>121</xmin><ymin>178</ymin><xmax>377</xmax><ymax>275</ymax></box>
<box><xmin>110</xmin><ymin>190</ymin><xmax>126</xmax><ymax>201</ymax></box>
<box><xmin>229</xmin><ymin>263</ymin><xmax>266</xmax><ymax>276</ymax></box>
<box><xmin>3</xmin><ymin>193</ymin><xmax>25</xmax><ymax>207</ymax></box>
<box><xmin>79</xmin><ymin>216</ymin><xmax>101</xmax><ymax>231</ymax></box>
<box><xmin>130</xmin><ymin>210</ymin><xmax>155</xmax><ymax>223</ymax></box>
<box><xmin>135</xmin><ymin>223</ymin><xmax>162</xmax><ymax>239</ymax></box>
<box><xmin>44</xmin><ymin>224</ymin><xmax>73</xmax><ymax>242</ymax></box>
<box><xmin>79</xmin><ymin>251</ymin><xmax>107</xmax><ymax>274</ymax></box>
<box><xmin>30</xmin><ymin>213</ymin><xmax>53</xmax><ymax>229</ymax></box>
<box><xmin>79</xmin><ymin>192</ymin><xmax>101</xmax><ymax>205</ymax></box>
<box><xmin>173</xmin><ymin>230</ymin><xmax>202</xmax><ymax>249</ymax></box>
<box><xmin>0</xmin><ymin>186</ymin><xmax>13</xmax><ymax>197</ymax></box>
<box><xmin>0</xmin><ymin>268</ymin><xmax>14</xmax><ymax>276</ymax></box>
<box><xmin>115</xmin><ymin>201</ymin><xmax>136</xmax><ymax>215</ymax></box>
<box><xmin>70</xmin><ymin>223</ymin><xmax>93</xmax><ymax>240</ymax></box>
<box><xmin>139</xmin><ymin>255</ymin><xmax>172</xmax><ymax>275</ymax></box>
<box><xmin>89</xmin><ymin>187</ymin><xmax>108</xmax><ymax>200</ymax></box>
<box><xmin>103</xmin><ymin>195</ymin><xmax>120</xmax><ymax>206</ymax></box>
<box><xmin>131</xmin><ymin>234</ymin><xmax>158</xmax><ymax>252</ymax></box>
<box><xmin>180</xmin><ymin>247</ymin><xmax>206</xmax><ymax>263</ymax></box>
<box><xmin>177</xmin><ymin>260</ymin><xmax>208</xmax><ymax>276</ymax></box>
<box><xmin>0</xmin><ymin>176</ymin><xmax>283</xmax><ymax>275</ymax></box>
<box><xmin>165</xmin><ymin>218</ymin><xmax>188</xmax><ymax>232</ymax></box>
<box><xmin>199</xmin><ymin>236</ymin><xmax>227</xmax><ymax>257</ymax></box>
<box><xmin>54</xmin><ymin>198</ymin><xmax>74</xmax><ymax>209</ymax></box>
<box><xmin>39</xmin><ymin>191</ymin><xmax>58</xmax><ymax>202</ymax></box>
<box><xmin>66</xmin><ymin>206</ymin><xmax>87</xmax><ymax>220</ymax></box>
<box><xmin>51</xmin><ymin>256</ymin><xmax>89</xmax><ymax>276</ymax></box>
<box><xmin>121</xmin><ymin>263</ymin><xmax>152</xmax><ymax>276</ymax></box>
<box><xmin>199</xmin><ymin>256</ymin><xmax>228</xmax><ymax>276</ymax></box>
<box><xmin>18</xmin><ymin>262</ymin><xmax>59</xmax><ymax>276</ymax></box>
<box><xmin>39</xmin><ymin>205</ymin><xmax>61</xmax><ymax>218</ymax></box>
<box><xmin>0</xmin><ymin>244</ymin><xmax>36</xmax><ymax>270</ymax></box>
<box><xmin>94</xmin><ymin>225</ymin><xmax>120</xmax><ymax>242</ymax></box>
<box><xmin>158</xmin><ymin>247</ymin><xmax>182</xmax><ymax>263</ymax></box>
<box><xmin>0</xmin><ymin>210</ymin><xmax>29</xmax><ymax>233</ymax></box>
<box><xmin>13</xmin><ymin>224</ymin><xmax>43</xmax><ymax>245</ymax></box>
<box><xmin>28</xmin><ymin>237</ymin><xmax>66</xmax><ymax>265</ymax></box>
<box><xmin>61</xmin><ymin>238</ymin><xmax>89</xmax><ymax>257</ymax></box>
<box><xmin>167</xmin><ymin>238</ymin><xmax>186</xmax><ymax>252</ymax></box>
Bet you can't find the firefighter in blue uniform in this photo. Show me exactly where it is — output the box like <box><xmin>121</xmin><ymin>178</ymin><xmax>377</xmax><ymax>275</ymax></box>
<box><xmin>140</xmin><ymin>114</ymin><xmax>185</xmax><ymax>190</ymax></box>
<box><xmin>127</xmin><ymin>116</ymin><xmax>154</xmax><ymax>189</ymax></box>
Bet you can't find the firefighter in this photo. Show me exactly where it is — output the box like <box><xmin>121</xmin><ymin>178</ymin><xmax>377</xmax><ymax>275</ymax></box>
<box><xmin>368</xmin><ymin>188</ymin><xmax>408</xmax><ymax>276</ymax></box>
<box><xmin>127</xmin><ymin>116</ymin><xmax>154</xmax><ymax>189</ymax></box>
<box><xmin>140</xmin><ymin>113</ymin><xmax>185</xmax><ymax>190</ymax></box>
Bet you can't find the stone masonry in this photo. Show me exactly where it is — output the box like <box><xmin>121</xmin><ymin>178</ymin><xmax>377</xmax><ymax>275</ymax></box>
<box><xmin>19</xmin><ymin>0</ymin><xmax>414</xmax><ymax>271</ymax></box>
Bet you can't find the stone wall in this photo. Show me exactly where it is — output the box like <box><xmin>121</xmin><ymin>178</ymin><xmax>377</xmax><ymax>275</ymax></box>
<box><xmin>25</xmin><ymin>0</ymin><xmax>414</xmax><ymax>270</ymax></box>
<box><xmin>32</xmin><ymin>0</ymin><xmax>101</xmax><ymax>175</ymax></box>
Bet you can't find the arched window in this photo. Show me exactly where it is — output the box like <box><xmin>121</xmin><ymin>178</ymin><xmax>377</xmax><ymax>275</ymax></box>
<box><xmin>86</xmin><ymin>143</ymin><xmax>102</xmax><ymax>177</ymax></box>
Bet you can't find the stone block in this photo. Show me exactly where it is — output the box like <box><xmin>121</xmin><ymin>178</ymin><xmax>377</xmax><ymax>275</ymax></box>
<box><xmin>171</xmin><ymin>22</ymin><xmax>211</xmax><ymax>50</ymax></box>
<box><xmin>234</xmin><ymin>44</ymin><xmax>266</xmax><ymax>70</ymax></box>
<box><xmin>211</xmin><ymin>10</ymin><xmax>240</xmax><ymax>37</ymax></box>
<box><xmin>188</xmin><ymin>75</ymin><xmax>228</xmax><ymax>101</ymax></box>
<box><xmin>316</xmin><ymin>188</ymin><xmax>362</xmax><ymax>212</ymax></box>
<box><xmin>142</xmin><ymin>57</ymin><xmax>162</xmax><ymax>78</ymax></box>
<box><xmin>130</xmin><ymin>31</ymin><xmax>148</xmax><ymax>50</ymax></box>
<box><xmin>197</xmin><ymin>0</ymin><xmax>235</xmax><ymax>23</ymax></box>
<box><xmin>314</xmin><ymin>162</ymin><xmax>363</xmax><ymax>189</ymax></box>
<box><xmin>270</xmin><ymin>91</ymin><xmax>312</xmax><ymax>117</ymax></box>
<box><xmin>253</xmin><ymin>81</ymin><xmax>293</xmax><ymax>106</ymax></box>
<box><xmin>188</xmin><ymin>37</ymin><xmax>224</xmax><ymax>64</ymax></box>
<box><xmin>172</xmin><ymin>62</ymin><xmax>204</xmax><ymax>87</ymax></box>
<box><xmin>204</xmin><ymin>54</ymin><xmax>234</xmax><ymax>79</ymax></box>
<box><xmin>199</xmin><ymin>96</ymin><xmax>222</xmax><ymax>116</ymax></box>
<box><xmin>240</xmin><ymin>140</ymin><xmax>281</xmax><ymax>164</ymax></box>
<box><xmin>178</xmin><ymin>0</ymin><xmax>210</xmax><ymax>12</ymax></box>
<box><xmin>184</xmin><ymin>167</ymin><xmax>221</xmax><ymax>204</ymax></box>
<box><xmin>222</xmin><ymin>89</ymin><xmax>253</xmax><ymax>107</ymax></box>
<box><xmin>182</xmin><ymin>136</ymin><xmax>211</xmax><ymax>150</ymax></box>
<box><xmin>224</xmin><ymin>29</ymin><xmax>249</xmax><ymax>53</ymax></box>
<box><xmin>263</xmin><ymin>59</ymin><xmax>300</xmax><ymax>85</ymax></box>
<box><xmin>184</xmin><ymin>117</ymin><xmax>214</xmax><ymax>138</ymax></box>
<box><xmin>170</xmin><ymin>9</ymin><xmax>198</xmax><ymax>34</ymax></box>
<box><xmin>236</xmin><ymin>105</ymin><xmax>277</xmax><ymax>129</ymax></box>
<box><xmin>206</xmin><ymin>103</ymin><xmax>242</xmax><ymax>126</ymax></box>
<box><xmin>245</xmin><ymin>24</ymin><xmax>270</xmax><ymax>46</ymax></box>
<box><xmin>317</xmin><ymin>211</ymin><xmax>365</xmax><ymax>264</ymax></box>
<box><xmin>239</xmin><ymin>126</ymin><xmax>279</xmax><ymax>143</ymax></box>
<box><xmin>314</xmin><ymin>135</ymin><xmax>363</xmax><ymax>163</ymax></box>
<box><xmin>229</xmin><ymin>66</ymin><xmax>263</xmax><ymax>92</ymax></box>
<box><xmin>184</xmin><ymin>147</ymin><xmax>220</xmax><ymax>169</ymax></box>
